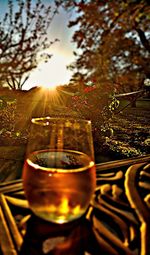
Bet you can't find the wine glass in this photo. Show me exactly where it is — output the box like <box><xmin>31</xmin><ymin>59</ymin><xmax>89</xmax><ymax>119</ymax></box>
<box><xmin>22</xmin><ymin>117</ymin><xmax>96</xmax><ymax>224</ymax></box>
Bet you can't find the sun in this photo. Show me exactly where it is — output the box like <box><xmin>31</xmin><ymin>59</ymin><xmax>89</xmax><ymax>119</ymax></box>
<box><xmin>39</xmin><ymin>82</ymin><xmax>58</xmax><ymax>90</ymax></box>
<box><xmin>23</xmin><ymin>52</ymin><xmax>73</xmax><ymax>91</ymax></box>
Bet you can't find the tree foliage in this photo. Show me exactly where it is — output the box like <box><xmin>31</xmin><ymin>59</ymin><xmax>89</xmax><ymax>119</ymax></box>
<box><xmin>56</xmin><ymin>0</ymin><xmax>150</xmax><ymax>94</ymax></box>
<box><xmin>0</xmin><ymin>0</ymin><xmax>59</xmax><ymax>90</ymax></box>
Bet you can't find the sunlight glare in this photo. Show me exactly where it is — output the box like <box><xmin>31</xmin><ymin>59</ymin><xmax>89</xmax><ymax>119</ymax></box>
<box><xmin>40</xmin><ymin>82</ymin><xmax>58</xmax><ymax>90</ymax></box>
<box><xmin>23</xmin><ymin>53</ymin><xmax>73</xmax><ymax>90</ymax></box>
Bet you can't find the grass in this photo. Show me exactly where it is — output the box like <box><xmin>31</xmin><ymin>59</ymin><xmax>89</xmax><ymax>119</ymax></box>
<box><xmin>0</xmin><ymin>91</ymin><xmax>149</xmax><ymax>180</ymax></box>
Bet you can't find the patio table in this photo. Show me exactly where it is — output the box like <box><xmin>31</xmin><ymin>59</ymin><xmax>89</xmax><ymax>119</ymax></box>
<box><xmin>0</xmin><ymin>154</ymin><xmax>150</xmax><ymax>255</ymax></box>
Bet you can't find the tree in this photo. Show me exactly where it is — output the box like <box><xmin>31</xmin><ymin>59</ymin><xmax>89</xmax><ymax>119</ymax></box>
<box><xmin>56</xmin><ymin>0</ymin><xmax>150</xmax><ymax>94</ymax></box>
<box><xmin>0</xmin><ymin>0</ymin><xmax>60</xmax><ymax>90</ymax></box>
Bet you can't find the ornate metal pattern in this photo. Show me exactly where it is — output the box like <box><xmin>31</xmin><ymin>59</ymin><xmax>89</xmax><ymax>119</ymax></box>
<box><xmin>90</xmin><ymin>159</ymin><xmax>150</xmax><ymax>255</ymax></box>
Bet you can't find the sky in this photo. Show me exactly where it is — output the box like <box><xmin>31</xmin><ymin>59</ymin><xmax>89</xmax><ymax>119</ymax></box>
<box><xmin>0</xmin><ymin>0</ymin><xmax>77</xmax><ymax>90</ymax></box>
<box><xmin>23</xmin><ymin>5</ymin><xmax>77</xmax><ymax>90</ymax></box>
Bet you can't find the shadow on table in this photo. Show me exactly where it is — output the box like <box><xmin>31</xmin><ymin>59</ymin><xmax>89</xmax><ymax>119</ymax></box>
<box><xmin>19</xmin><ymin>213</ymin><xmax>100</xmax><ymax>255</ymax></box>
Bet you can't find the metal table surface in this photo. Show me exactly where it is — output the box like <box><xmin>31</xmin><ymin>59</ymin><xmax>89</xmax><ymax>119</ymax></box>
<box><xmin>0</xmin><ymin>154</ymin><xmax>150</xmax><ymax>255</ymax></box>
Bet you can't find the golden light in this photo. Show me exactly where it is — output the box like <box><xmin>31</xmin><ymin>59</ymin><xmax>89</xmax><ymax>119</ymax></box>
<box><xmin>21</xmin><ymin>50</ymin><xmax>73</xmax><ymax>123</ymax></box>
<box><xmin>56</xmin><ymin>197</ymin><xmax>81</xmax><ymax>223</ymax></box>
<box><xmin>59</xmin><ymin>197</ymin><xmax>70</xmax><ymax>214</ymax></box>
<box><xmin>37</xmin><ymin>83</ymin><xmax>58</xmax><ymax>91</ymax></box>
<box><xmin>23</xmin><ymin>52</ymin><xmax>73</xmax><ymax>91</ymax></box>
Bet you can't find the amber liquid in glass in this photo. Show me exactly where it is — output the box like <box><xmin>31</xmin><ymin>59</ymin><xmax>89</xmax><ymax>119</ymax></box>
<box><xmin>23</xmin><ymin>150</ymin><xmax>96</xmax><ymax>223</ymax></box>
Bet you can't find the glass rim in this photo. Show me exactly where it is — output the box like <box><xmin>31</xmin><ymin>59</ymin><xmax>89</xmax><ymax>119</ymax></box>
<box><xmin>26</xmin><ymin>149</ymin><xmax>95</xmax><ymax>173</ymax></box>
<box><xmin>31</xmin><ymin>116</ymin><xmax>91</xmax><ymax>126</ymax></box>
